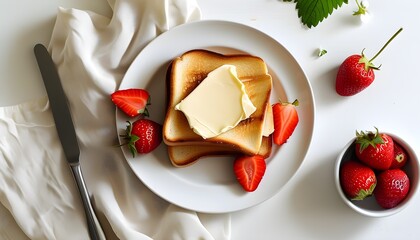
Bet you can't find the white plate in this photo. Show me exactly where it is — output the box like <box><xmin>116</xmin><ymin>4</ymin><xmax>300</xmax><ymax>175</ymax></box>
<box><xmin>116</xmin><ymin>20</ymin><xmax>315</xmax><ymax>213</ymax></box>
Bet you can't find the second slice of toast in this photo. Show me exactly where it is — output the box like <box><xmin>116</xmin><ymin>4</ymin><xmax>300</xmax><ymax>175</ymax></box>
<box><xmin>167</xmin><ymin>135</ymin><xmax>273</xmax><ymax>167</ymax></box>
<box><xmin>167</xmin><ymin>101</ymin><xmax>274</xmax><ymax>167</ymax></box>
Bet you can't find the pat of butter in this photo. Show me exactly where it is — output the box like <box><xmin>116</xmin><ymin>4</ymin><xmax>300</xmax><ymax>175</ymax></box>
<box><xmin>175</xmin><ymin>64</ymin><xmax>256</xmax><ymax>139</ymax></box>
<box><xmin>263</xmin><ymin>104</ymin><xmax>274</xmax><ymax>137</ymax></box>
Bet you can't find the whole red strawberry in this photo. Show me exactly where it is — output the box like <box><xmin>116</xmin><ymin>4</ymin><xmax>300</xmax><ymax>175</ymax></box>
<box><xmin>123</xmin><ymin>119</ymin><xmax>162</xmax><ymax>156</ymax></box>
<box><xmin>355</xmin><ymin>128</ymin><xmax>394</xmax><ymax>170</ymax></box>
<box><xmin>272</xmin><ymin>99</ymin><xmax>299</xmax><ymax>145</ymax></box>
<box><xmin>374</xmin><ymin>169</ymin><xmax>410</xmax><ymax>209</ymax></box>
<box><xmin>335</xmin><ymin>54</ymin><xmax>375</xmax><ymax>96</ymax></box>
<box><xmin>390</xmin><ymin>142</ymin><xmax>408</xmax><ymax>169</ymax></box>
<box><xmin>340</xmin><ymin>160</ymin><xmax>376</xmax><ymax>200</ymax></box>
<box><xmin>335</xmin><ymin>28</ymin><xmax>403</xmax><ymax>96</ymax></box>
<box><xmin>111</xmin><ymin>88</ymin><xmax>150</xmax><ymax>117</ymax></box>
<box><xmin>233</xmin><ymin>155</ymin><xmax>266</xmax><ymax>192</ymax></box>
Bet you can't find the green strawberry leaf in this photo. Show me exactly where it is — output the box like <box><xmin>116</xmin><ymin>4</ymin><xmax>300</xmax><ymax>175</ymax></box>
<box><xmin>351</xmin><ymin>182</ymin><xmax>376</xmax><ymax>201</ymax></box>
<box><xmin>355</xmin><ymin>127</ymin><xmax>384</xmax><ymax>152</ymax></box>
<box><xmin>284</xmin><ymin>0</ymin><xmax>349</xmax><ymax>28</ymax></box>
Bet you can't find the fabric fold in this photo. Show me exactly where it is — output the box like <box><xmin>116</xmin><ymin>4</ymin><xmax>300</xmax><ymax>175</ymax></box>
<box><xmin>0</xmin><ymin>0</ymin><xmax>231</xmax><ymax>239</ymax></box>
<box><xmin>0</xmin><ymin>97</ymin><xmax>89</xmax><ymax>240</ymax></box>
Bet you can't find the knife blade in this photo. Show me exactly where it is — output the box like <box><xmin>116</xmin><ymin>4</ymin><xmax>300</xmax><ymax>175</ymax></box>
<box><xmin>34</xmin><ymin>43</ymin><xmax>105</xmax><ymax>240</ymax></box>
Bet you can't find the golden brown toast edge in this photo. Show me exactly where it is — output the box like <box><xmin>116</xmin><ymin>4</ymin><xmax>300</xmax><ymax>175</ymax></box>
<box><xmin>168</xmin><ymin>135</ymin><xmax>273</xmax><ymax>167</ymax></box>
<box><xmin>163</xmin><ymin>49</ymin><xmax>272</xmax><ymax>155</ymax></box>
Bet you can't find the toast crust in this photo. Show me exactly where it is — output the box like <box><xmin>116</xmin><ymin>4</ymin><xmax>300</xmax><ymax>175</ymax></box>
<box><xmin>168</xmin><ymin>135</ymin><xmax>273</xmax><ymax>167</ymax></box>
<box><xmin>163</xmin><ymin>49</ymin><xmax>272</xmax><ymax>155</ymax></box>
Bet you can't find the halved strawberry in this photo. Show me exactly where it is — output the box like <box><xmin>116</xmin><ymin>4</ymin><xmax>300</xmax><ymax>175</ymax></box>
<box><xmin>111</xmin><ymin>88</ymin><xmax>150</xmax><ymax>117</ymax></box>
<box><xmin>272</xmin><ymin>99</ymin><xmax>299</xmax><ymax>145</ymax></box>
<box><xmin>233</xmin><ymin>155</ymin><xmax>266</xmax><ymax>192</ymax></box>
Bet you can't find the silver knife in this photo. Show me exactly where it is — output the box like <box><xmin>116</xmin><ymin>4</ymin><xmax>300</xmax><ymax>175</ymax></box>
<box><xmin>34</xmin><ymin>44</ymin><xmax>105</xmax><ymax>240</ymax></box>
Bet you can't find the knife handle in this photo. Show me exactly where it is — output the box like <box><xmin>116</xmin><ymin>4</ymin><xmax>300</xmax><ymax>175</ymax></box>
<box><xmin>71</xmin><ymin>164</ymin><xmax>106</xmax><ymax>240</ymax></box>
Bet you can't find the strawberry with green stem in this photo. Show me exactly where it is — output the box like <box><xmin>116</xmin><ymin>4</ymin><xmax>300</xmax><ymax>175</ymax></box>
<box><xmin>340</xmin><ymin>160</ymin><xmax>376</xmax><ymax>200</ymax></box>
<box><xmin>272</xmin><ymin>99</ymin><xmax>299</xmax><ymax>145</ymax></box>
<box><xmin>336</xmin><ymin>27</ymin><xmax>403</xmax><ymax>96</ymax></box>
<box><xmin>121</xmin><ymin>119</ymin><xmax>162</xmax><ymax>157</ymax></box>
<box><xmin>111</xmin><ymin>88</ymin><xmax>162</xmax><ymax>156</ymax></box>
<box><xmin>111</xmin><ymin>88</ymin><xmax>150</xmax><ymax>117</ymax></box>
<box><xmin>355</xmin><ymin>128</ymin><xmax>394</xmax><ymax>170</ymax></box>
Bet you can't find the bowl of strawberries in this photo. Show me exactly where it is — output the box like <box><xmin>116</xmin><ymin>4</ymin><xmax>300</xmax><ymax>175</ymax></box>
<box><xmin>335</xmin><ymin>128</ymin><xmax>419</xmax><ymax>217</ymax></box>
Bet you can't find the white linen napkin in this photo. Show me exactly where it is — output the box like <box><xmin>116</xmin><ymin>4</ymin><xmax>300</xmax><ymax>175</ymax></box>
<box><xmin>0</xmin><ymin>0</ymin><xmax>231</xmax><ymax>239</ymax></box>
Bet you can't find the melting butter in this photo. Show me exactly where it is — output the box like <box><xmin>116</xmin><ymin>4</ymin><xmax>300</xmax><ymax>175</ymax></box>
<box><xmin>175</xmin><ymin>64</ymin><xmax>256</xmax><ymax>139</ymax></box>
<box><xmin>263</xmin><ymin>104</ymin><xmax>274</xmax><ymax>137</ymax></box>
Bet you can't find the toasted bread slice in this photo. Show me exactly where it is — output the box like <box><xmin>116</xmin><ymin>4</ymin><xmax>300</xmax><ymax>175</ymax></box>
<box><xmin>163</xmin><ymin>49</ymin><xmax>272</xmax><ymax>155</ymax></box>
<box><xmin>168</xmin><ymin>136</ymin><xmax>273</xmax><ymax>167</ymax></box>
<box><xmin>168</xmin><ymin>103</ymin><xmax>273</xmax><ymax>167</ymax></box>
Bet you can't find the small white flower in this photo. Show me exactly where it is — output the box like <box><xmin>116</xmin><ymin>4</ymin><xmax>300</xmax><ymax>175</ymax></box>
<box><xmin>360</xmin><ymin>11</ymin><xmax>371</xmax><ymax>23</ymax></box>
<box><xmin>360</xmin><ymin>0</ymin><xmax>369</xmax><ymax>9</ymax></box>
<box><xmin>353</xmin><ymin>0</ymin><xmax>371</xmax><ymax>23</ymax></box>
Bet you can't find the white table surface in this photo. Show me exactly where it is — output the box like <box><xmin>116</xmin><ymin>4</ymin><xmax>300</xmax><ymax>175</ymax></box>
<box><xmin>2</xmin><ymin>0</ymin><xmax>420</xmax><ymax>239</ymax></box>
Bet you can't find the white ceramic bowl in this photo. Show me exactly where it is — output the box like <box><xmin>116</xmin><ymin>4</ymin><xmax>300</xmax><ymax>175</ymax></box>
<box><xmin>335</xmin><ymin>132</ymin><xmax>420</xmax><ymax>217</ymax></box>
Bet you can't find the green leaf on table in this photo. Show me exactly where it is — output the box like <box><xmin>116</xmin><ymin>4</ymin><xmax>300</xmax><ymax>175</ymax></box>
<box><xmin>296</xmin><ymin>0</ymin><xmax>349</xmax><ymax>28</ymax></box>
<box><xmin>282</xmin><ymin>0</ymin><xmax>349</xmax><ymax>28</ymax></box>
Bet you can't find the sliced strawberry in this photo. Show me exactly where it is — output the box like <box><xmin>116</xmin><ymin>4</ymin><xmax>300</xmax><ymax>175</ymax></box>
<box><xmin>233</xmin><ymin>155</ymin><xmax>266</xmax><ymax>192</ymax></box>
<box><xmin>272</xmin><ymin>99</ymin><xmax>299</xmax><ymax>145</ymax></box>
<box><xmin>111</xmin><ymin>88</ymin><xmax>150</xmax><ymax>117</ymax></box>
